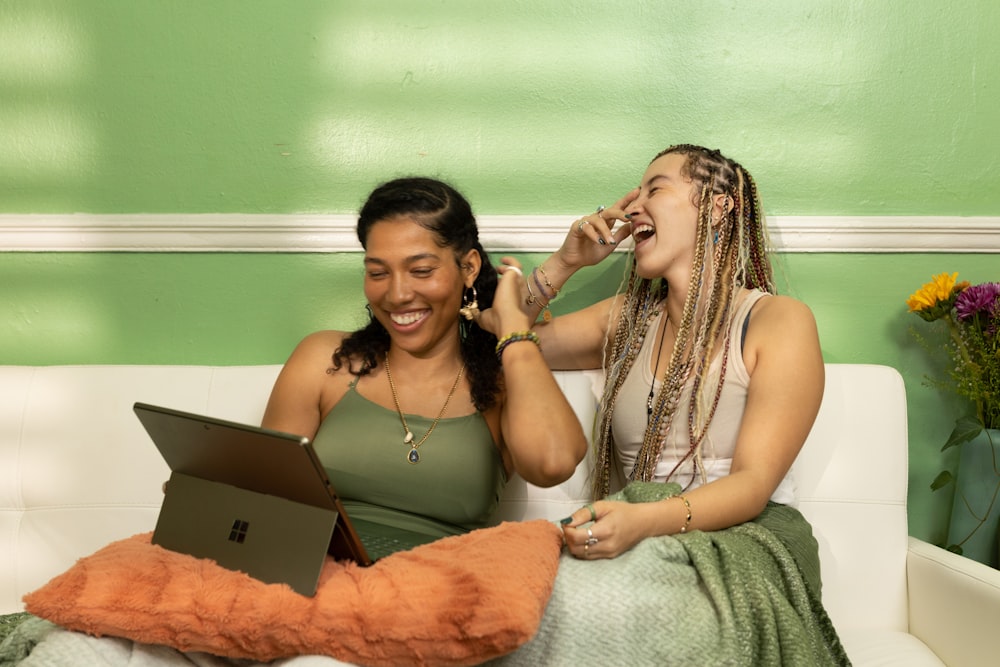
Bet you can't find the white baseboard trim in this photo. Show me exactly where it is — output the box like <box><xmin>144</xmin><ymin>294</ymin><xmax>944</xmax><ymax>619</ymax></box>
<box><xmin>1</xmin><ymin>214</ymin><xmax>998</xmax><ymax>253</ymax></box>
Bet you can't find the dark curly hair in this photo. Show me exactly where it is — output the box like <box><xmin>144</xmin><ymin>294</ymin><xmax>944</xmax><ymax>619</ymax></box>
<box><xmin>331</xmin><ymin>176</ymin><xmax>501</xmax><ymax>412</ymax></box>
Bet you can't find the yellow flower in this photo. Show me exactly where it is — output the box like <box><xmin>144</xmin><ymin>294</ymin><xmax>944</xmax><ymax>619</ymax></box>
<box><xmin>906</xmin><ymin>272</ymin><xmax>960</xmax><ymax>312</ymax></box>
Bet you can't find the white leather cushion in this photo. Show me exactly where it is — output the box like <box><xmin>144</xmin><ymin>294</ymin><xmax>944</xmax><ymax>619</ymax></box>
<box><xmin>492</xmin><ymin>370</ymin><xmax>602</xmax><ymax>523</ymax></box>
<box><xmin>792</xmin><ymin>365</ymin><xmax>910</xmax><ymax>634</ymax></box>
<box><xmin>838</xmin><ymin>629</ymin><xmax>944</xmax><ymax>666</ymax></box>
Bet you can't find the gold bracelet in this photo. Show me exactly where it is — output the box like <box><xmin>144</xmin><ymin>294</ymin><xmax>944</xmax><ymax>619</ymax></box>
<box><xmin>675</xmin><ymin>494</ymin><xmax>692</xmax><ymax>533</ymax></box>
<box><xmin>524</xmin><ymin>275</ymin><xmax>548</xmax><ymax>313</ymax></box>
<box><xmin>536</xmin><ymin>264</ymin><xmax>560</xmax><ymax>297</ymax></box>
<box><xmin>530</xmin><ymin>268</ymin><xmax>555</xmax><ymax>322</ymax></box>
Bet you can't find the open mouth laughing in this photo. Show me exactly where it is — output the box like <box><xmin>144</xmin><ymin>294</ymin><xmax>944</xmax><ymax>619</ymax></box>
<box><xmin>632</xmin><ymin>222</ymin><xmax>655</xmax><ymax>244</ymax></box>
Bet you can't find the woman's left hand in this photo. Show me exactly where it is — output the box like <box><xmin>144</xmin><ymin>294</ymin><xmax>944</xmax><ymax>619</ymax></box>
<box><xmin>560</xmin><ymin>500</ymin><xmax>649</xmax><ymax>560</ymax></box>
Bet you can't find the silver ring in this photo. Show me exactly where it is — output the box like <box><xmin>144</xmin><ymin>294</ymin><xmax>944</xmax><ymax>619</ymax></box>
<box><xmin>595</xmin><ymin>205</ymin><xmax>606</xmax><ymax>218</ymax></box>
<box><xmin>586</xmin><ymin>527</ymin><xmax>598</xmax><ymax>546</ymax></box>
<box><xmin>504</xmin><ymin>265</ymin><xmax>523</xmax><ymax>276</ymax></box>
<box><xmin>576</xmin><ymin>219</ymin><xmax>590</xmax><ymax>232</ymax></box>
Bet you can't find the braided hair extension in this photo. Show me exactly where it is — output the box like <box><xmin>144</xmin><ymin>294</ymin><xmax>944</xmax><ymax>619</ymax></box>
<box><xmin>331</xmin><ymin>177</ymin><xmax>501</xmax><ymax>412</ymax></box>
<box><xmin>591</xmin><ymin>146</ymin><xmax>775</xmax><ymax>498</ymax></box>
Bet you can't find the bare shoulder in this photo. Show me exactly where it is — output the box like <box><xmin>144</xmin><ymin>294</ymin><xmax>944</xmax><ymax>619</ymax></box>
<box><xmin>285</xmin><ymin>330</ymin><xmax>349</xmax><ymax>367</ymax></box>
<box><xmin>744</xmin><ymin>294</ymin><xmax>822</xmax><ymax>374</ymax></box>
<box><xmin>262</xmin><ymin>330</ymin><xmax>353</xmax><ymax>435</ymax></box>
<box><xmin>750</xmin><ymin>294</ymin><xmax>818</xmax><ymax>334</ymax></box>
<box><xmin>296</xmin><ymin>329</ymin><xmax>348</xmax><ymax>352</ymax></box>
<box><xmin>273</xmin><ymin>330</ymin><xmax>354</xmax><ymax>395</ymax></box>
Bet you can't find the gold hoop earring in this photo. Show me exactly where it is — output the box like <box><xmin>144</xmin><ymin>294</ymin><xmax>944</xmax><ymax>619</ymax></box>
<box><xmin>459</xmin><ymin>286</ymin><xmax>479</xmax><ymax>321</ymax></box>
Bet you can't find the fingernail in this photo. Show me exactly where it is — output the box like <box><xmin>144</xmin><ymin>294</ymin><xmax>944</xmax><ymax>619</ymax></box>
<box><xmin>609</xmin><ymin>239</ymin><xmax>617</xmax><ymax>245</ymax></box>
<box><xmin>624</xmin><ymin>213</ymin><xmax>632</xmax><ymax>220</ymax></box>
<box><xmin>559</xmin><ymin>517</ymin><xmax>572</xmax><ymax>525</ymax></box>
<box><xmin>597</xmin><ymin>238</ymin><xmax>606</xmax><ymax>246</ymax></box>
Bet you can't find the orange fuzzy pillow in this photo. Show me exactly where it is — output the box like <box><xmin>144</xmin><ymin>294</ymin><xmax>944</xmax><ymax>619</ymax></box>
<box><xmin>24</xmin><ymin>520</ymin><xmax>562</xmax><ymax>666</ymax></box>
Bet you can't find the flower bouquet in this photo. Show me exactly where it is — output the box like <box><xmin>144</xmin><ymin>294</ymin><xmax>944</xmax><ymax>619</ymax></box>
<box><xmin>907</xmin><ymin>272</ymin><xmax>1000</xmax><ymax>566</ymax></box>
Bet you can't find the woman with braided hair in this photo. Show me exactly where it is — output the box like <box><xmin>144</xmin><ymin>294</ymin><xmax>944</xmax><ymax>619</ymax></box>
<box><xmin>519</xmin><ymin>144</ymin><xmax>824</xmax><ymax>556</ymax></box>
<box><xmin>478</xmin><ymin>146</ymin><xmax>845</xmax><ymax>665</ymax></box>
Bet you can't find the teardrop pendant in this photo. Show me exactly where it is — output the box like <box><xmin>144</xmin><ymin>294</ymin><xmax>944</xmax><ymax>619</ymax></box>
<box><xmin>384</xmin><ymin>354</ymin><xmax>465</xmax><ymax>469</ymax></box>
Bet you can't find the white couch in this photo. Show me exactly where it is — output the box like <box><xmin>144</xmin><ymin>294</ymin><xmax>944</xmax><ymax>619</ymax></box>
<box><xmin>2</xmin><ymin>364</ymin><xmax>999</xmax><ymax>666</ymax></box>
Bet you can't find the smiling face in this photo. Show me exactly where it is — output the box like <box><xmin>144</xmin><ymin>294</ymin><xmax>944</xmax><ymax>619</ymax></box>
<box><xmin>625</xmin><ymin>152</ymin><xmax>703</xmax><ymax>280</ymax></box>
<box><xmin>363</xmin><ymin>215</ymin><xmax>479</xmax><ymax>357</ymax></box>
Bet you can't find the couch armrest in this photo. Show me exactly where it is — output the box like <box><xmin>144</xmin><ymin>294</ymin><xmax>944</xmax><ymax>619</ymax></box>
<box><xmin>907</xmin><ymin>537</ymin><xmax>1000</xmax><ymax>667</ymax></box>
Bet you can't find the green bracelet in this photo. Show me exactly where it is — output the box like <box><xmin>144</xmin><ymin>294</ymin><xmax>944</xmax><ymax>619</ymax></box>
<box><xmin>495</xmin><ymin>330</ymin><xmax>541</xmax><ymax>361</ymax></box>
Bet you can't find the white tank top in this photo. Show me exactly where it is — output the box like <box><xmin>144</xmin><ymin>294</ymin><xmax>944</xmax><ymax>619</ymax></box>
<box><xmin>611</xmin><ymin>290</ymin><xmax>796</xmax><ymax>504</ymax></box>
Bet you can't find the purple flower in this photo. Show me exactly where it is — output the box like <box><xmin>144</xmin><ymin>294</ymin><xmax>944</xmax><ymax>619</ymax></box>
<box><xmin>954</xmin><ymin>282</ymin><xmax>1000</xmax><ymax>321</ymax></box>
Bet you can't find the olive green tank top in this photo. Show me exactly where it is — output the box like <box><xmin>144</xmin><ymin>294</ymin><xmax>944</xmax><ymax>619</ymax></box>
<box><xmin>312</xmin><ymin>381</ymin><xmax>506</xmax><ymax>540</ymax></box>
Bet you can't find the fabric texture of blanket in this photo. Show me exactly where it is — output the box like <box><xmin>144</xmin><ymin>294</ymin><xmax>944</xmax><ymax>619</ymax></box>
<box><xmin>22</xmin><ymin>519</ymin><xmax>563</xmax><ymax>666</ymax></box>
<box><xmin>0</xmin><ymin>613</ymin><xmax>56</xmax><ymax>667</ymax></box>
<box><xmin>487</xmin><ymin>482</ymin><xmax>851</xmax><ymax>667</ymax></box>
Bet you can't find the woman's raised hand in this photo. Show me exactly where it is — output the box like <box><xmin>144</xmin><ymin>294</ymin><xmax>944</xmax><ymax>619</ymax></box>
<box><xmin>553</xmin><ymin>188</ymin><xmax>638</xmax><ymax>272</ymax></box>
<box><xmin>473</xmin><ymin>257</ymin><xmax>534</xmax><ymax>337</ymax></box>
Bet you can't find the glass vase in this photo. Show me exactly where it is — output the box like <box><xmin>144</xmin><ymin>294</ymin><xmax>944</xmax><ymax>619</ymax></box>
<box><xmin>946</xmin><ymin>428</ymin><xmax>1000</xmax><ymax>568</ymax></box>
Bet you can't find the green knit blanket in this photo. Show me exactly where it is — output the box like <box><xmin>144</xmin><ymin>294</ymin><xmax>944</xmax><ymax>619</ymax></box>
<box><xmin>487</xmin><ymin>482</ymin><xmax>851</xmax><ymax>666</ymax></box>
<box><xmin>0</xmin><ymin>612</ymin><xmax>56</xmax><ymax>667</ymax></box>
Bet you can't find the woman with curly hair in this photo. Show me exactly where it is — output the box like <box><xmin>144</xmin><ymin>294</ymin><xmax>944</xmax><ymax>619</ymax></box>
<box><xmin>263</xmin><ymin>176</ymin><xmax>586</xmax><ymax>551</ymax></box>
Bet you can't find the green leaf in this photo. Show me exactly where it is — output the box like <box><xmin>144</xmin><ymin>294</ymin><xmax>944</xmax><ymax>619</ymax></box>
<box><xmin>941</xmin><ymin>415</ymin><xmax>985</xmax><ymax>451</ymax></box>
<box><xmin>930</xmin><ymin>470</ymin><xmax>954</xmax><ymax>491</ymax></box>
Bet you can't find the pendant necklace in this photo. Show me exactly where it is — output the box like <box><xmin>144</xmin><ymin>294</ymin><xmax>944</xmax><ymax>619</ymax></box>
<box><xmin>384</xmin><ymin>353</ymin><xmax>466</xmax><ymax>464</ymax></box>
<box><xmin>648</xmin><ymin>312</ymin><xmax>670</xmax><ymax>418</ymax></box>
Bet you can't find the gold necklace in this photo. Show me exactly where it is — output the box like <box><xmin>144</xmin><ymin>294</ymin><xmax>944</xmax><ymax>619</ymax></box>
<box><xmin>384</xmin><ymin>354</ymin><xmax>465</xmax><ymax>465</ymax></box>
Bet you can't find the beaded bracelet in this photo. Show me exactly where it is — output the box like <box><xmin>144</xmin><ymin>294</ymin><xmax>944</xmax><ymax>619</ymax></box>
<box><xmin>675</xmin><ymin>494</ymin><xmax>692</xmax><ymax>533</ymax></box>
<box><xmin>495</xmin><ymin>330</ymin><xmax>541</xmax><ymax>361</ymax></box>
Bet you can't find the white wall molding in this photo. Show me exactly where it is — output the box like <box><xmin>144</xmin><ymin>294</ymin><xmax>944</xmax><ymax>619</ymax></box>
<box><xmin>1</xmin><ymin>214</ymin><xmax>998</xmax><ymax>253</ymax></box>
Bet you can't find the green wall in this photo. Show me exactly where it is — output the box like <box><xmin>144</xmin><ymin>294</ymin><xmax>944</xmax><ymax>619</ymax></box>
<box><xmin>3</xmin><ymin>1</ymin><xmax>999</xmax><ymax>546</ymax></box>
<box><xmin>3</xmin><ymin>0</ymin><xmax>998</xmax><ymax>214</ymax></box>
